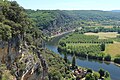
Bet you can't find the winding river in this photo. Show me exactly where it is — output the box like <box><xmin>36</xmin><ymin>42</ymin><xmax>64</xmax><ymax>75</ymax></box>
<box><xmin>45</xmin><ymin>33</ymin><xmax>120</xmax><ymax>80</ymax></box>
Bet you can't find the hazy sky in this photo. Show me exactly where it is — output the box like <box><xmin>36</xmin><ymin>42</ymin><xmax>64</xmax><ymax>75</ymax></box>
<box><xmin>14</xmin><ymin>0</ymin><xmax>120</xmax><ymax>10</ymax></box>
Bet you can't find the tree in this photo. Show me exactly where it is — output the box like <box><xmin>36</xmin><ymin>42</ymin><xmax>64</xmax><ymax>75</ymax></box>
<box><xmin>87</xmin><ymin>68</ymin><xmax>93</xmax><ymax>73</ymax></box>
<box><xmin>99</xmin><ymin>68</ymin><xmax>105</xmax><ymax>78</ymax></box>
<box><xmin>104</xmin><ymin>54</ymin><xmax>111</xmax><ymax>61</ymax></box>
<box><xmin>64</xmin><ymin>53</ymin><xmax>67</xmax><ymax>63</ymax></box>
<box><xmin>85</xmin><ymin>73</ymin><xmax>95</xmax><ymax>80</ymax></box>
<box><xmin>0</xmin><ymin>23</ymin><xmax>11</xmax><ymax>54</ymax></box>
<box><xmin>0</xmin><ymin>23</ymin><xmax>12</xmax><ymax>66</ymax></box>
<box><xmin>118</xmin><ymin>29</ymin><xmax>120</xmax><ymax>34</ymax></box>
<box><xmin>100</xmin><ymin>43</ymin><xmax>105</xmax><ymax>51</ymax></box>
<box><xmin>72</xmin><ymin>54</ymin><xmax>76</xmax><ymax>69</ymax></box>
<box><xmin>93</xmin><ymin>72</ymin><xmax>100</xmax><ymax>80</ymax></box>
<box><xmin>114</xmin><ymin>58</ymin><xmax>120</xmax><ymax>64</ymax></box>
<box><xmin>105</xmin><ymin>71</ymin><xmax>110</xmax><ymax>78</ymax></box>
<box><xmin>59</xmin><ymin>41</ymin><xmax>66</xmax><ymax>47</ymax></box>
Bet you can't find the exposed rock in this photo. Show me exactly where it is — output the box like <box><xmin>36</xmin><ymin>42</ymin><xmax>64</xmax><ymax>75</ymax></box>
<box><xmin>0</xmin><ymin>42</ymin><xmax>48</xmax><ymax>80</ymax></box>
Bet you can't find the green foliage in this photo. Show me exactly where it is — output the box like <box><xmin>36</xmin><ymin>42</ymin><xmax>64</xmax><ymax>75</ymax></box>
<box><xmin>93</xmin><ymin>72</ymin><xmax>100</xmax><ymax>80</ymax></box>
<box><xmin>99</xmin><ymin>68</ymin><xmax>105</xmax><ymax>78</ymax></box>
<box><xmin>72</xmin><ymin>54</ymin><xmax>76</xmax><ymax>69</ymax></box>
<box><xmin>27</xmin><ymin>10</ymin><xmax>120</xmax><ymax>37</ymax></box>
<box><xmin>0</xmin><ymin>23</ymin><xmax>11</xmax><ymax>41</ymax></box>
<box><xmin>42</xmin><ymin>49</ymin><xmax>72</xmax><ymax>80</ymax></box>
<box><xmin>64</xmin><ymin>53</ymin><xmax>67</xmax><ymax>63</ymax></box>
<box><xmin>114</xmin><ymin>57</ymin><xmax>120</xmax><ymax>64</ymax></box>
<box><xmin>118</xmin><ymin>29</ymin><xmax>120</xmax><ymax>34</ymax></box>
<box><xmin>87</xmin><ymin>68</ymin><xmax>93</xmax><ymax>73</ymax></box>
<box><xmin>0</xmin><ymin>1</ymin><xmax>45</xmax><ymax>79</ymax></box>
<box><xmin>85</xmin><ymin>73</ymin><xmax>95</xmax><ymax>80</ymax></box>
<box><xmin>58</xmin><ymin>32</ymin><xmax>109</xmax><ymax>61</ymax></box>
<box><xmin>105</xmin><ymin>71</ymin><xmax>110</xmax><ymax>78</ymax></box>
<box><xmin>100</xmin><ymin>43</ymin><xmax>105</xmax><ymax>51</ymax></box>
<box><xmin>59</xmin><ymin>41</ymin><xmax>66</xmax><ymax>47</ymax></box>
<box><xmin>104</xmin><ymin>54</ymin><xmax>111</xmax><ymax>61</ymax></box>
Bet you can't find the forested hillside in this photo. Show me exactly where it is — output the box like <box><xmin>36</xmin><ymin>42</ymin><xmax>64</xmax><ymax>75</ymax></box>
<box><xmin>0</xmin><ymin>1</ymin><xmax>72</xmax><ymax>80</ymax></box>
<box><xmin>27</xmin><ymin>10</ymin><xmax>120</xmax><ymax>36</ymax></box>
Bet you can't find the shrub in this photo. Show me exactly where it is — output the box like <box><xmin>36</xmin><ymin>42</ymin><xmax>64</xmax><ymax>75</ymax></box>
<box><xmin>104</xmin><ymin>54</ymin><xmax>111</xmax><ymax>61</ymax></box>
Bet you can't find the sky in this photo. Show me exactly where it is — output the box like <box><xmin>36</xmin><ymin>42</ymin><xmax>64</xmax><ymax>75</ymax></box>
<box><xmin>13</xmin><ymin>0</ymin><xmax>120</xmax><ymax>11</ymax></box>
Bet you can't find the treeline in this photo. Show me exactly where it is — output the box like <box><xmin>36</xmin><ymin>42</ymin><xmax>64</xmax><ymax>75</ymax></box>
<box><xmin>65</xmin><ymin>10</ymin><xmax>120</xmax><ymax>21</ymax></box>
<box><xmin>82</xmin><ymin>26</ymin><xmax>120</xmax><ymax>33</ymax></box>
<box><xmin>85</xmin><ymin>68</ymin><xmax>111</xmax><ymax>80</ymax></box>
<box><xmin>58</xmin><ymin>44</ymin><xmax>110</xmax><ymax>61</ymax></box>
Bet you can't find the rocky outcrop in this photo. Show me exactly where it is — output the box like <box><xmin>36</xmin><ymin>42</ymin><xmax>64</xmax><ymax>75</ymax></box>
<box><xmin>37</xmin><ymin>50</ymin><xmax>48</xmax><ymax>80</ymax></box>
<box><xmin>0</xmin><ymin>41</ymin><xmax>48</xmax><ymax>80</ymax></box>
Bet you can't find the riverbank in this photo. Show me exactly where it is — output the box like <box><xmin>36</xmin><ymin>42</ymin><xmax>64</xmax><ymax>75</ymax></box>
<box><xmin>58</xmin><ymin>47</ymin><xmax>120</xmax><ymax>68</ymax></box>
<box><xmin>45</xmin><ymin>32</ymin><xmax>120</xmax><ymax>80</ymax></box>
<box><xmin>50</xmin><ymin>29</ymin><xmax>75</xmax><ymax>38</ymax></box>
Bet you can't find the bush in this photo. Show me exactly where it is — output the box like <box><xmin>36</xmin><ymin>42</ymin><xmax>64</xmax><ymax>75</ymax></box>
<box><xmin>87</xmin><ymin>68</ymin><xmax>93</xmax><ymax>73</ymax></box>
<box><xmin>100</xmin><ymin>43</ymin><xmax>105</xmax><ymax>51</ymax></box>
<box><xmin>99</xmin><ymin>68</ymin><xmax>105</xmax><ymax>78</ymax></box>
<box><xmin>104</xmin><ymin>54</ymin><xmax>111</xmax><ymax>61</ymax></box>
<box><xmin>85</xmin><ymin>73</ymin><xmax>95</xmax><ymax>80</ymax></box>
<box><xmin>93</xmin><ymin>72</ymin><xmax>100</xmax><ymax>80</ymax></box>
<box><xmin>114</xmin><ymin>58</ymin><xmax>120</xmax><ymax>64</ymax></box>
<box><xmin>59</xmin><ymin>41</ymin><xmax>66</xmax><ymax>47</ymax></box>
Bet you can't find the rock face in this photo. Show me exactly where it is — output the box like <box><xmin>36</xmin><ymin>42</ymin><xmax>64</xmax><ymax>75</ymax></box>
<box><xmin>37</xmin><ymin>50</ymin><xmax>48</xmax><ymax>80</ymax></box>
<box><xmin>0</xmin><ymin>42</ymin><xmax>48</xmax><ymax>80</ymax></box>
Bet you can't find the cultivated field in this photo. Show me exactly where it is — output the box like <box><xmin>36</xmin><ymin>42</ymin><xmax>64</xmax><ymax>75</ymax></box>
<box><xmin>102</xmin><ymin>26</ymin><xmax>113</xmax><ymax>28</ymax></box>
<box><xmin>87</xmin><ymin>26</ymin><xmax>113</xmax><ymax>28</ymax></box>
<box><xmin>84</xmin><ymin>32</ymin><xmax>120</xmax><ymax>57</ymax></box>
<box><xmin>84</xmin><ymin>32</ymin><xmax>119</xmax><ymax>39</ymax></box>
<box><xmin>104</xmin><ymin>42</ymin><xmax>120</xmax><ymax>58</ymax></box>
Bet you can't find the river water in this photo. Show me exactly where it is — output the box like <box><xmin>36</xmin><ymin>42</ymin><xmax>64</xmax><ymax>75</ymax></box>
<box><xmin>45</xmin><ymin>33</ymin><xmax>120</xmax><ymax>80</ymax></box>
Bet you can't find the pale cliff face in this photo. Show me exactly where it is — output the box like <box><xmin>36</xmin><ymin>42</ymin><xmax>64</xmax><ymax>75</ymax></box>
<box><xmin>0</xmin><ymin>44</ymin><xmax>48</xmax><ymax>80</ymax></box>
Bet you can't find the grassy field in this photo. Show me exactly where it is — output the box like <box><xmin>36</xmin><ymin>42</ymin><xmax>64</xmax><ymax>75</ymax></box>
<box><xmin>102</xmin><ymin>25</ymin><xmax>113</xmax><ymax>28</ymax></box>
<box><xmin>87</xmin><ymin>25</ymin><xmax>113</xmax><ymax>28</ymax></box>
<box><xmin>104</xmin><ymin>42</ymin><xmax>120</xmax><ymax>58</ymax></box>
<box><xmin>84</xmin><ymin>32</ymin><xmax>119</xmax><ymax>39</ymax></box>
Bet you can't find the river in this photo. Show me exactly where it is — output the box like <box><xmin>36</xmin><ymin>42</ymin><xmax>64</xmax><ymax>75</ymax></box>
<box><xmin>45</xmin><ymin>33</ymin><xmax>120</xmax><ymax>80</ymax></box>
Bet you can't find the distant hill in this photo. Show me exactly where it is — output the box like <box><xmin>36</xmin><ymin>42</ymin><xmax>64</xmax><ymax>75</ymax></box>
<box><xmin>26</xmin><ymin>10</ymin><xmax>120</xmax><ymax>36</ymax></box>
<box><xmin>27</xmin><ymin>10</ymin><xmax>120</xmax><ymax>28</ymax></box>
<box><xmin>111</xmin><ymin>10</ymin><xmax>120</xmax><ymax>12</ymax></box>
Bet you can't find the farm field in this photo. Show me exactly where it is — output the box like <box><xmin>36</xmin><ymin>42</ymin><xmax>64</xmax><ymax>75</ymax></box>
<box><xmin>84</xmin><ymin>32</ymin><xmax>119</xmax><ymax>39</ymax></box>
<box><xmin>102</xmin><ymin>25</ymin><xmax>113</xmax><ymax>28</ymax></box>
<box><xmin>87</xmin><ymin>25</ymin><xmax>113</xmax><ymax>28</ymax></box>
<box><xmin>104</xmin><ymin>42</ymin><xmax>120</xmax><ymax>58</ymax></box>
<box><xmin>84</xmin><ymin>32</ymin><xmax>120</xmax><ymax>57</ymax></box>
<box><xmin>59</xmin><ymin>31</ymin><xmax>120</xmax><ymax>60</ymax></box>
